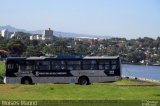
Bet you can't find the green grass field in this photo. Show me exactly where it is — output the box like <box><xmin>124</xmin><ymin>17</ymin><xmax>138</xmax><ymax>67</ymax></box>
<box><xmin>0</xmin><ymin>61</ymin><xmax>5</xmax><ymax>77</ymax></box>
<box><xmin>0</xmin><ymin>61</ymin><xmax>160</xmax><ymax>101</ymax></box>
<box><xmin>0</xmin><ymin>61</ymin><xmax>5</xmax><ymax>84</ymax></box>
<box><xmin>0</xmin><ymin>81</ymin><xmax>160</xmax><ymax>100</ymax></box>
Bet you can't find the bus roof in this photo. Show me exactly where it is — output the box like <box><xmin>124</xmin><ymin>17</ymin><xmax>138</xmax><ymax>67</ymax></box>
<box><xmin>26</xmin><ymin>57</ymin><xmax>50</xmax><ymax>60</ymax></box>
<box><xmin>7</xmin><ymin>57</ymin><xmax>26</xmax><ymax>60</ymax></box>
<box><xmin>84</xmin><ymin>56</ymin><xmax>119</xmax><ymax>59</ymax></box>
<box><xmin>6</xmin><ymin>56</ymin><xmax>119</xmax><ymax>61</ymax></box>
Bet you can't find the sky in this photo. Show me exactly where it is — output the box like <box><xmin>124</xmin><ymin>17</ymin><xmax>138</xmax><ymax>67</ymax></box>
<box><xmin>0</xmin><ymin>0</ymin><xmax>160</xmax><ymax>39</ymax></box>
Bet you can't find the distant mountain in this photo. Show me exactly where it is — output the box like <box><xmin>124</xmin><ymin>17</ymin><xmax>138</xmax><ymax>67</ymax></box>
<box><xmin>29</xmin><ymin>30</ymin><xmax>43</xmax><ymax>34</ymax></box>
<box><xmin>0</xmin><ymin>25</ymin><xmax>43</xmax><ymax>34</ymax></box>
<box><xmin>0</xmin><ymin>25</ymin><xmax>112</xmax><ymax>39</ymax></box>
<box><xmin>53</xmin><ymin>31</ymin><xmax>112</xmax><ymax>39</ymax></box>
<box><xmin>0</xmin><ymin>25</ymin><xmax>27</xmax><ymax>32</ymax></box>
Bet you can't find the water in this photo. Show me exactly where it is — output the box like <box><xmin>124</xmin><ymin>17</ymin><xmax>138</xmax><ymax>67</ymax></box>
<box><xmin>122</xmin><ymin>64</ymin><xmax>160</xmax><ymax>81</ymax></box>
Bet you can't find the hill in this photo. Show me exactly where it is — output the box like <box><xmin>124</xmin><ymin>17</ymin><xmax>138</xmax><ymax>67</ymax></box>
<box><xmin>0</xmin><ymin>25</ymin><xmax>112</xmax><ymax>39</ymax></box>
<box><xmin>0</xmin><ymin>25</ymin><xmax>26</xmax><ymax>32</ymax></box>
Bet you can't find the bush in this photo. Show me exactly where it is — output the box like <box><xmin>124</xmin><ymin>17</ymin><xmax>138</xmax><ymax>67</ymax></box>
<box><xmin>0</xmin><ymin>76</ymin><xmax>4</xmax><ymax>84</ymax></box>
<box><xmin>0</xmin><ymin>61</ymin><xmax>5</xmax><ymax>84</ymax></box>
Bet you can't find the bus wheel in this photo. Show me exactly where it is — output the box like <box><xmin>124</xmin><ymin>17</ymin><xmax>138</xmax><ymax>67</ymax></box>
<box><xmin>78</xmin><ymin>77</ymin><xmax>89</xmax><ymax>85</ymax></box>
<box><xmin>21</xmin><ymin>77</ymin><xmax>32</xmax><ymax>84</ymax></box>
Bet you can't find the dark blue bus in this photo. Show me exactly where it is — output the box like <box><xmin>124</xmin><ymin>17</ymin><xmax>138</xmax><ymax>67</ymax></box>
<box><xmin>4</xmin><ymin>55</ymin><xmax>121</xmax><ymax>85</ymax></box>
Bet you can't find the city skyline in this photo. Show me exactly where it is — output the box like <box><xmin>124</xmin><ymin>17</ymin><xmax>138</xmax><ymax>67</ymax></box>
<box><xmin>1</xmin><ymin>0</ymin><xmax>160</xmax><ymax>39</ymax></box>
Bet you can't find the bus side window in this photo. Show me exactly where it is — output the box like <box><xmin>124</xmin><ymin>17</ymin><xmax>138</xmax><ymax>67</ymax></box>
<box><xmin>61</xmin><ymin>61</ymin><xmax>66</xmax><ymax>70</ymax></box>
<box><xmin>99</xmin><ymin>64</ymin><xmax>103</xmax><ymax>70</ymax></box>
<box><xmin>19</xmin><ymin>61</ymin><xmax>26</xmax><ymax>71</ymax></box>
<box><xmin>83</xmin><ymin>60</ymin><xmax>97</xmax><ymax>70</ymax></box>
<box><xmin>90</xmin><ymin>60</ymin><xmax>97</xmax><ymax>70</ymax></box>
<box><xmin>52</xmin><ymin>61</ymin><xmax>66</xmax><ymax>70</ymax></box>
<box><xmin>111</xmin><ymin>60</ymin><xmax>118</xmax><ymax>70</ymax></box>
<box><xmin>67</xmin><ymin>60</ymin><xmax>81</xmax><ymax>70</ymax></box>
<box><xmin>36</xmin><ymin>61</ymin><xmax>50</xmax><ymax>70</ymax></box>
<box><xmin>20</xmin><ymin>61</ymin><xmax>35</xmax><ymax>71</ymax></box>
<box><xmin>98</xmin><ymin>60</ymin><xmax>110</xmax><ymax>70</ymax></box>
<box><xmin>26</xmin><ymin>61</ymin><xmax>35</xmax><ymax>70</ymax></box>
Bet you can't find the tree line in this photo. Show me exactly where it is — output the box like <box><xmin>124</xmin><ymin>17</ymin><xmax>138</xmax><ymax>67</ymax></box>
<box><xmin>0</xmin><ymin>32</ymin><xmax>160</xmax><ymax>65</ymax></box>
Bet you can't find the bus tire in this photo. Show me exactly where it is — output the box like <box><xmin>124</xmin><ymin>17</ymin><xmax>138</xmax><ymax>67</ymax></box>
<box><xmin>78</xmin><ymin>76</ymin><xmax>90</xmax><ymax>85</ymax></box>
<box><xmin>21</xmin><ymin>77</ymin><xmax>32</xmax><ymax>84</ymax></box>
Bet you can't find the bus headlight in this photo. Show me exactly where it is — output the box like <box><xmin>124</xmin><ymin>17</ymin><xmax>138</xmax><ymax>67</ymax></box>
<box><xmin>3</xmin><ymin>77</ymin><xmax>6</xmax><ymax>84</ymax></box>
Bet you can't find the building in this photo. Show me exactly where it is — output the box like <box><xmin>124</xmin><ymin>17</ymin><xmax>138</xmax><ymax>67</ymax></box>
<box><xmin>42</xmin><ymin>28</ymin><xmax>53</xmax><ymax>40</ymax></box>
<box><xmin>1</xmin><ymin>29</ymin><xmax>11</xmax><ymax>39</ymax></box>
<box><xmin>10</xmin><ymin>32</ymin><xmax>16</xmax><ymax>38</ymax></box>
<box><xmin>30</xmin><ymin>34</ymin><xmax>42</xmax><ymax>40</ymax></box>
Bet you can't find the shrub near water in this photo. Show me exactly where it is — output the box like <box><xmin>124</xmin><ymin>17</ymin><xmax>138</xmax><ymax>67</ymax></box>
<box><xmin>0</xmin><ymin>61</ymin><xmax>5</xmax><ymax>83</ymax></box>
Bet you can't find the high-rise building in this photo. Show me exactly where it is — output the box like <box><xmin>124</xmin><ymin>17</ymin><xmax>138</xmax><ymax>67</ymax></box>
<box><xmin>1</xmin><ymin>29</ymin><xmax>10</xmax><ymax>39</ymax></box>
<box><xmin>42</xmin><ymin>28</ymin><xmax>53</xmax><ymax>40</ymax></box>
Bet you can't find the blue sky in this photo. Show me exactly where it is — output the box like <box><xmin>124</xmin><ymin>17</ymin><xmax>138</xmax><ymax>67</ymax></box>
<box><xmin>0</xmin><ymin>0</ymin><xmax>160</xmax><ymax>39</ymax></box>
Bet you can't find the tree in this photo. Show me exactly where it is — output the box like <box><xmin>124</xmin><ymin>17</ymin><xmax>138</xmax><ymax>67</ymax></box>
<box><xmin>30</xmin><ymin>40</ymin><xmax>40</xmax><ymax>46</ymax></box>
<box><xmin>0</xmin><ymin>36</ymin><xmax>7</xmax><ymax>50</ymax></box>
<box><xmin>127</xmin><ymin>51</ymin><xmax>146</xmax><ymax>63</ymax></box>
<box><xmin>87</xmin><ymin>45</ymin><xmax>99</xmax><ymax>56</ymax></box>
<box><xmin>7</xmin><ymin>40</ymin><xmax>25</xmax><ymax>56</ymax></box>
<box><xmin>74</xmin><ymin>45</ymin><xmax>88</xmax><ymax>56</ymax></box>
<box><xmin>23</xmin><ymin>46</ymin><xmax>44</xmax><ymax>57</ymax></box>
<box><xmin>13</xmin><ymin>32</ymin><xmax>30</xmax><ymax>40</ymax></box>
<box><xmin>51</xmin><ymin>40</ymin><xmax>69</xmax><ymax>55</ymax></box>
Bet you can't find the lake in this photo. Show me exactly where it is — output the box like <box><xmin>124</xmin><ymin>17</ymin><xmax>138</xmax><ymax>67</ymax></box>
<box><xmin>122</xmin><ymin>64</ymin><xmax>160</xmax><ymax>81</ymax></box>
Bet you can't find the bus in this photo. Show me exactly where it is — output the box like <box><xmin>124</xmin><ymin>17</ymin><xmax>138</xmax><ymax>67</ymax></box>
<box><xmin>3</xmin><ymin>55</ymin><xmax>121</xmax><ymax>85</ymax></box>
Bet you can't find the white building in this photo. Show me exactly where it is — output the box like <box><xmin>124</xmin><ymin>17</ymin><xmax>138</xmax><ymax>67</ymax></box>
<box><xmin>42</xmin><ymin>28</ymin><xmax>53</xmax><ymax>40</ymax></box>
<box><xmin>30</xmin><ymin>34</ymin><xmax>42</xmax><ymax>40</ymax></box>
<box><xmin>10</xmin><ymin>32</ymin><xmax>16</xmax><ymax>38</ymax></box>
<box><xmin>1</xmin><ymin>29</ymin><xmax>11</xmax><ymax>39</ymax></box>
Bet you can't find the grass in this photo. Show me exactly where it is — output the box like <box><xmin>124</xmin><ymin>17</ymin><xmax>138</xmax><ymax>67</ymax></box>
<box><xmin>0</xmin><ymin>61</ymin><xmax>5</xmax><ymax>83</ymax></box>
<box><xmin>0</xmin><ymin>81</ymin><xmax>160</xmax><ymax>100</ymax></box>
<box><xmin>0</xmin><ymin>61</ymin><xmax>5</xmax><ymax>77</ymax></box>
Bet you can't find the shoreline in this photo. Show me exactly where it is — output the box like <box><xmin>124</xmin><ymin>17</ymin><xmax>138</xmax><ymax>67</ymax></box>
<box><xmin>122</xmin><ymin>75</ymin><xmax>160</xmax><ymax>83</ymax></box>
<box><xmin>122</xmin><ymin>63</ymin><xmax>160</xmax><ymax>66</ymax></box>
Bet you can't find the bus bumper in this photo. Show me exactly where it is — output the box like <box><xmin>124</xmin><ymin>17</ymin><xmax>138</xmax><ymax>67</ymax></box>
<box><xmin>115</xmin><ymin>76</ymin><xmax>122</xmax><ymax>81</ymax></box>
<box><xmin>3</xmin><ymin>77</ymin><xmax>21</xmax><ymax>84</ymax></box>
